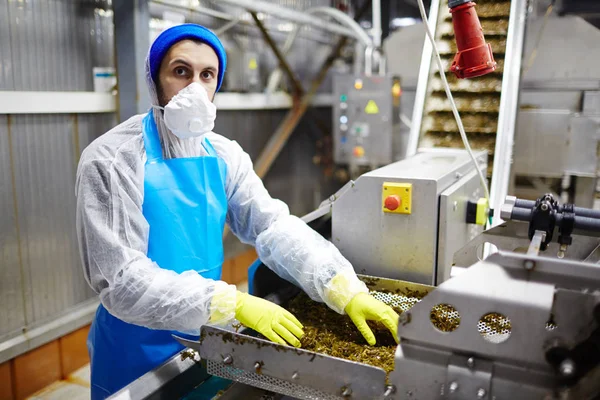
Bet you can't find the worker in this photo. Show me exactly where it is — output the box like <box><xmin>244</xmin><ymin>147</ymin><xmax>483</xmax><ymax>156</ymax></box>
<box><xmin>76</xmin><ymin>23</ymin><xmax>399</xmax><ymax>399</ymax></box>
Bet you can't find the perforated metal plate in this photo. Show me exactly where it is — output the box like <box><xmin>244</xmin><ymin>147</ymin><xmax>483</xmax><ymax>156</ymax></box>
<box><xmin>370</xmin><ymin>290</ymin><xmax>420</xmax><ymax>312</ymax></box>
<box><xmin>206</xmin><ymin>360</ymin><xmax>342</xmax><ymax>400</ymax></box>
<box><xmin>478</xmin><ymin>312</ymin><xmax>512</xmax><ymax>343</ymax></box>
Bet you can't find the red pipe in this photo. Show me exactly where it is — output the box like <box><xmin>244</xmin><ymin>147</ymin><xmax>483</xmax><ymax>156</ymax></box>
<box><xmin>449</xmin><ymin>2</ymin><xmax>497</xmax><ymax>79</ymax></box>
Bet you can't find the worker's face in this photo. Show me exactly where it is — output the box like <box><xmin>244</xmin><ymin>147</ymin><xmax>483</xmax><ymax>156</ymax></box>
<box><xmin>157</xmin><ymin>40</ymin><xmax>219</xmax><ymax>107</ymax></box>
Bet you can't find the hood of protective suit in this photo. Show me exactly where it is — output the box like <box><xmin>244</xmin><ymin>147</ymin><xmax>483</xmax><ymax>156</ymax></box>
<box><xmin>144</xmin><ymin>24</ymin><xmax>227</xmax><ymax>159</ymax></box>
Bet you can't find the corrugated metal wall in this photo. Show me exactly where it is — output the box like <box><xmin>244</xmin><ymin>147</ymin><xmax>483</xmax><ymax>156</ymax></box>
<box><xmin>0</xmin><ymin>0</ymin><xmax>116</xmax><ymax>340</ymax></box>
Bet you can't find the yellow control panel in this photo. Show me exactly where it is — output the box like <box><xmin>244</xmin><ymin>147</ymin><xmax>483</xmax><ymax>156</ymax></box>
<box><xmin>382</xmin><ymin>182</ymin><xmax>412</xmax><ymax>214</ymax></box>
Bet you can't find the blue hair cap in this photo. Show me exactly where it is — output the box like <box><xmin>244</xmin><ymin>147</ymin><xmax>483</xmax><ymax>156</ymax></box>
<box><xmin>149</xmin><ymin>24</ymin><xmax>227</xmax><ymax>91</ymax></box>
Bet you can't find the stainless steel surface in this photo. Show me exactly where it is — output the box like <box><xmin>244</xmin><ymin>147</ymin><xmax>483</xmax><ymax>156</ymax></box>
<box><xmin>177</xmin><ymin>328</ymin><xmax>386</xmax><ymax>400</ymax></box>
<box><xmin>389</xmin><ymin>248</ymin><xmax>600</xmax><ymax>399</ymax></box>
<box><xmin>383</xmin><ymin>24</ymin><xmax>426</xmax><ymax>89</ymax></box>
<box><xmin>519</xmin><ymin>91</ymin><xmax>582</xmax><ymax>111</ymax></box>
<box><xmin>110</xmin><ymin>350</ymin><xmax>209</xmax><ymax>400</ymax></box>
<box><xmin>490</xmin><ymin>0</ymin><xmax>529</xmax><ymax>225</ymax></box>
<box><xmin>512</xmin><ymin>111</ymin><xmax>572</xmax><ymax>177</ymax></box>
<box><xmin>167</xmin><ymin>275</ymin><xmax>431</xmax><ymax>400</ymax></box>
<box><xmin>565</xmin><ymin>115</ymin><xmax>600</xmax><ymax>177</ymax></box>
<box><xmin>332</xmin><ymin>74</ymin><xmax>401</xmax><ymax>165</ymax></box>
<box><xmin>575</xmin><ymin>177</ymin><xmax>596</xmax><ymax>210</ymax></box>
<box><xmin>391</xmin><ymin>341</ymin><xmax>557</xmax><ymax>400</ymax></box>
<box><xmin>528</xmin><ymin>230</ymin><xmax>546</xmax><ymax>256</ymax></box>
<box><xmin>438</xmin><ymin>168</ymin><xmax>485</xmax><ymax>284</ymax></box>
<box><xmin>445</xmin><ymin>355</ymin><xmax>492</xmax><ymax>400</ymax></box>
<box><xmin>521</xmin><ymin>17</ymin><xmax>600</xmax><ymax>88</ymax></box>
<box><xmin>397</xmin><ymin>259</ymin><xmax>556</xmax><ymax>367</ymax></box>
<box><xmin>205</xmin><ymin>359</ymin><xmax>341</xmax><ymax>400</ymax></box>
<box><xmin>332</xmin><ymin>149</ymin><xmax>486</xmax><ymax>285</ymax></box>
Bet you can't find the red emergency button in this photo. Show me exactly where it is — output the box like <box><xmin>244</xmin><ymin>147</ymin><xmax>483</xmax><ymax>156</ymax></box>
<box><xmin>384</xmin><ymin>195</ymin><xmax>401</xmax><ymax>211</ymax></box>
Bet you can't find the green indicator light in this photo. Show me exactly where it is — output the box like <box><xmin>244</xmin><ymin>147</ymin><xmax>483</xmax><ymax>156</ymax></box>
<box><xmin>340</xmin><ymin>94</ymin><xmax>347</xmax><ymax>102</ymax></box>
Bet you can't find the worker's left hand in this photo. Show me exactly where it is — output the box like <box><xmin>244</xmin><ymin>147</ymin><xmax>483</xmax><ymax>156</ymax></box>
<box><xmin>345</xmin><ymin>293</ymin><xmax>399</xmax><ymax>346</ymax></box>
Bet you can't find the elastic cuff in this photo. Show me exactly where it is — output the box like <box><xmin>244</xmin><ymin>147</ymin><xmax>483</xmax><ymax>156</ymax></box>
<box><xmin>323</xmin><ymin>272</ymin><xmax>369</xmax><ymax>314</ymax></box>
<box><xmin>208</xmin><ymin>283</ymin><xmax>237</xmax><ymax>325</ymax></box>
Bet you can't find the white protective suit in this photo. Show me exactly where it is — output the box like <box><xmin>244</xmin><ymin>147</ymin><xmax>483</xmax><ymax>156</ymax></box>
<box><xmin>75</xmin><ymin>53</ymin><xmax>368</xmax><ymax>335</ymax></box>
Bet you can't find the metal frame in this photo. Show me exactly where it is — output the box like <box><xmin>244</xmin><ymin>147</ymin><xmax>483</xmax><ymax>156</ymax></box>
<box><xmin>406</xmin><ymin>0</ymin><xmax>441</xmax><ymax>157</ymax></box>
<box><xmin>0</xmin><ymin>299</ymin><xmax>98</xmax><ymax>364</ymax></box>
<box><xmin>392</xmin><ymin>250</ymin><xmax>600</xmax><ymax>399</ymax></box>
<box><xmin>490</xmin><ymin>0</ymin><xmax>529</xmax><ymax>225</ymax></box>
<box><xmin>113</xmin><ymin>0</ymin><xmax>151</xmax><ymax>122</ymax></box>
<box><xmin>176</xmin><ymin>327</ymin><xmax>387</xmax><ymax>400</ymax></box>
<box><xmin>0</xmin><ymin>92</ymin><xmax>117</xmax><ymax>114</ymax></box>
<box><xmin>109</xmin><ymin>350</ymin><xmax>210</xmax><ymax>400</ymax></box>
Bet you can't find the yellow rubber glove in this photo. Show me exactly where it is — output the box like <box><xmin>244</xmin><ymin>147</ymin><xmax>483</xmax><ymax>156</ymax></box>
<box><xmin>235</xmin><ymin>292</ymin><xmax>305</xmax><ymax>347</ymax></box>
<box><xmin>345</xmin><ymin>292</ymin><xmax>400</xmax><ymax>345</ymax></box>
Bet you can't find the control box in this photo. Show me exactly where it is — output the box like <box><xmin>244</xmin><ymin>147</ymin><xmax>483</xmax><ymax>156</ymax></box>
<box><xmin>222</xmin><ymin>50</ymin><xmax>261</xmax><ymax>93</ymax></box>
<box><xmin>332</xmin><ymin>74</ymin><xmax>402</xmax><ymax>166</ymax></box>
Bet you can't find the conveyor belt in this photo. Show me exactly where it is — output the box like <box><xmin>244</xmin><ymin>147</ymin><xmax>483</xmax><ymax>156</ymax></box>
<box><xmin>419</xmin><ymin>0</ymin><xmax>512</xmax><ymax>176</ymax></box>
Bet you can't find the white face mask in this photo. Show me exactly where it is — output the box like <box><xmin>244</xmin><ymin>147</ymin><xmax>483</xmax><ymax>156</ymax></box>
<box><xmin>157</xmin><ymin>82</ymin><xmax>217</xmax><ymax>139</ymax></box>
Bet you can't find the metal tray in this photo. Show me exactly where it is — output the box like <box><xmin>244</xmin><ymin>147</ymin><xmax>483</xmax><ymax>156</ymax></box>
<box><xmin>175</xmin><ymin>275</ymin><xmax>433</xmax><ymax>400</ymax></box>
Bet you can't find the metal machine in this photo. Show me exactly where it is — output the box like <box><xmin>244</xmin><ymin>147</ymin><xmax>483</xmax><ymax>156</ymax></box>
<box><xmin>222</xmin><ymin>49</ymin><xmax>262</xmax><ymax>93</ymax></box>
<box><xmin>112</xmin><ymin>149</ymin><xmax>600</xmax><ymax>399</ymax></box>
<box><xmin>331</xmin><ymin>148</ymin><xmax>488</xmax><ymax>285</ymax></box>
<box><xmin>332</xmin><ymin>73</ymin><xmax>403</xmax><ymax>169</ymax></box>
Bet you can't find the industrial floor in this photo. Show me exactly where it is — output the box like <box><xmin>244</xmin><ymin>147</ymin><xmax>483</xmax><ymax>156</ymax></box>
<box><xmin>27</xmin><ymin>281</ymin><xmax>250</xmax><ymax>400</ymax></box>
<box><xmin>27</xmin><ymin>365</ymin><xmax>91</xmax><ymax>400</ymax></box>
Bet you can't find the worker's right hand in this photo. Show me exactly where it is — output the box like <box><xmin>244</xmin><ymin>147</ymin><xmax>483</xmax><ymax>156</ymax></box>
<box><xmin>235</xmin><ymin>292</ymin><xmax>305</xmax><ymax>347</ymax></box>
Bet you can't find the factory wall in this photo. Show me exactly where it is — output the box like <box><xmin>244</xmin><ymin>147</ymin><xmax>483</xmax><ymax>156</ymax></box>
<box><xmin>0</xmin><ymin>0</ymin><xmax>339</xmax><ymax>356</ymax></box>
<box><xmin>0</xmin><ymin>0</ymin><xmax>115</xmax><ymax>343</ymax></box>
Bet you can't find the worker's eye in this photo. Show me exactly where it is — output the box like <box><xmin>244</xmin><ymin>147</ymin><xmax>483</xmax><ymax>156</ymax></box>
<box><xmin>201</xmin><ymin>70</ymin><xmax>214</xmax><ymax>80</ymax></box>
<box><xmin>174</xmin><ymin>67</ymin><xmax>188</xmax><ymax>77</ymax></box>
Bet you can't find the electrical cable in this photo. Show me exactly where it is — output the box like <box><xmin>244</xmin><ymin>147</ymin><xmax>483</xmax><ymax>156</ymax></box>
<box><xmin>416</xmin><ymin>0</ymin><xmax>491</xmax><ymax>202</ymax></box>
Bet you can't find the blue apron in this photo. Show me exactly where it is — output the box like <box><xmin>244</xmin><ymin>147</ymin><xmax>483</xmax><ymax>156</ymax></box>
<box><xmin>88</xmin><ymin>111</ymin><xmax>228</xmax><ymax>399</ymax></box>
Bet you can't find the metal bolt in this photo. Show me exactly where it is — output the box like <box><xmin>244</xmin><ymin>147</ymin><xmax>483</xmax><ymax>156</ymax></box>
<box><xmin>292</xmin><ymin>372</ymin><xmax>299</xmax><ymax>380</ymax></box>
<box><xmin>455</xmin><ymin>172</ymin><xmax>462</xmax><ymax>179</ymax></box>
<box><xmin>559</xmin><ymin>359</ymin><xmax>576</xmax><ymax>377</ymax></box>
<box><xmin>341</xmin><ymin>387</ymin><xmax>352</xmax><ymax>397</ymax></box>
<box><xmin>449</xmin><ymin>381</ymin><xmax>459</xmax><ymax>393</ymax></box>
<box><xmin>524</xmin><ymin>260</ymin><xmax>536</xmax><ymax>270</ymax></box>
<box><xmin>557</xmin><ymin>244</ymin><xmax>567</xmax><ymax>259</ymax></box>
<box><xmin>384</xmin><ymin>385</ymin><xmax>396</xmax><ymax>396</ymax></box>
<box><xmin>399</xmin><ymin>312</ymin><xmax>411</xmax><ymax>325</ymax></box>
<box><xmin>467</xmin><ymin>357</ymin><xmax>475</xmax><ymax>369</ymax></box>
<box><xmin>223</xmin><ymin>354</ymin><xmax>233</xmax><ymax>365</ymax></box>
<box><xmin>541</xmin><ymin>203</ymin><xmax>549</xmax><ymax>211</ymax></box>
<box><xmin>477</xmin><ymin>388</ymin><xmax>487</xmax><ymax>399</ymax></box>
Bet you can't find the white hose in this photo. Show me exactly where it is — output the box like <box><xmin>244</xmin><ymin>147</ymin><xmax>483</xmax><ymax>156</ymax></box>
<box><xmin>416</xmin><ymin>0</ymin><xmax>490</xmax><ymax>202</ymax></box>
<box><xmin>266</xmin><ymin>6</ymin><xmax>374</xmax><ymax>93</ymax></box>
